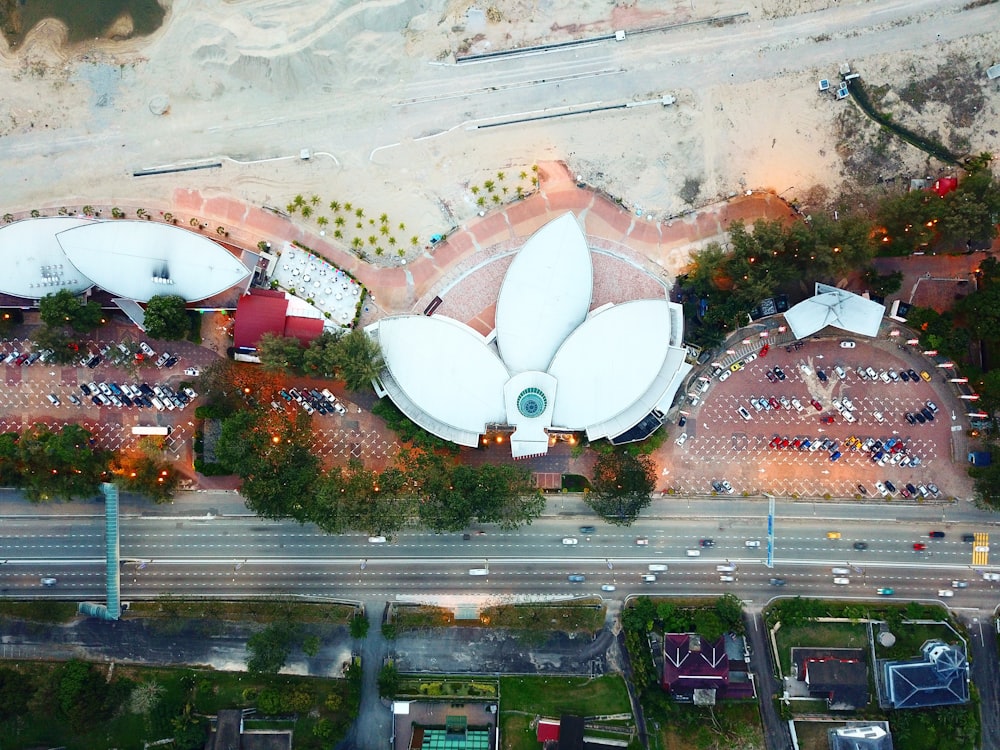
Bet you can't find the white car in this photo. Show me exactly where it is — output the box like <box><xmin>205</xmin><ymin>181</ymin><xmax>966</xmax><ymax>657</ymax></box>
<box><xmin>831</xmin><ymin>567</ymin><xmax>851</xmax><ymax>575</ymax></box>
<box><xmin>791</xmin><ymin>398</ymin><xmax>804</xmax><ymax>412</ymax></box>
<box><xmin>800</xmin><ymin>364</ymin><xmax>812</xmax><ymax>375</ymax></box>
<box><xmin>601</xmin><ymin>584</ymin><xmax>617</xmax><ymax>592</ymax></box>
<box><xmin>719</xmin><ymin>575</ymin><xmax>735</xmax><ymax>582</ymax></box>
<box><xmin>718</xmin><ymin>369</ymin><xmax>731</xmax><ymax>382</ymax></box>
<box><xmin>840</xmin><ymin>340</ymin><xmax>856</xmax><ymax>348</ymax></box>
<box><xmin>841</xmin><ymin>398</ymin><xmax>855</xmax><ymax>411</ymax></box>
<box><xmin>139</xmin><ymin>342</ymin><xmax>156</xmax><ymax>356</ymax></box>
<box><xmin>184</xmin><ymin>367</ymin><xmax>200</xmax><ymax>377</ymax></box>
<box><xmin>744</xmin><ymin>540</ymin><xmax>761</xmax><ymax>548</ymax></box>
<box><xmin>778</xmin><ymin>396</ymin><xmax>791</xmax><ymax>409</ymax></box>
<box><xmin>975</xmin><ymin>545</ymin><xmax>991</xmax><ymax>554</ymax></box>
<box><xmin>562</xmin><ymin>537</ymin><xmax>579</xmax><ymax>545</ymax></box>
<box><xmin>675</xmin><ymin>433</ymin><xmax>689</xmax><ymax>447</ymax></box>
<box><xmin>368</xmin><ymin>536</ymin><xmax>387</xmax><ymax>544</ymax></box>
<box><xmin>937</xmin><ymin>590</ymin><xmax>954</xmax><ymax>597</ymax></box>
<box><xmin>183</xmin><ymin>387</ymin><xmax>198</xmax><ymax>399</ymax></box>
<box><xmin>983</xmin><ymin>572</ymin><xmax>1000</xmax><ymax>582</ymax></box>
<box><xmin>833</xmin><ymin>577</ymin><xmax>850</xmax><ymax>585</ymax></box>
<box><xmin>720</xmin><ymin>480</ymin><xmax>734</xmax><ymax>494</ymax></box>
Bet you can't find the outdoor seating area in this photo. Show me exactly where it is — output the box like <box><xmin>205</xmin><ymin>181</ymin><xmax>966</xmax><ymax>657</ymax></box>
<box><xmin>271</xmin><ymin>244</ymin><xmax>364</xmax><ymax>326</ymax></box>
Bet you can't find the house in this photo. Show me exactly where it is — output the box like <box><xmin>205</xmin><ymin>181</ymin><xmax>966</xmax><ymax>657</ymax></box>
<box><xmin>878</xmin><ymin>640</ymin><xmax>969</xmax><ymax>710</ymax></box>
<box><xmin>535</xmin><ymin>715</ymin><xmax>627</xmax><ymax>750</ymax></box>
<box><xmin>662</xmin><ymin>633</ymin><xmax>754</xmax><ymax>703</ymax></box>
<box><xmin>232</xmin><ymin>288</ymin><xmax>325</xmax><ymax>353</ymax></box>
<box><xmin>792</xmin><ymin>648</ymin><xmax>868</xmax><ymax>710</ymax></box>
<box><xmin>204</xmin><ymin>708</ymin><xmax>292</xmax><ymax>749</ymax></box>
<box><xmin>827</xmin><ymin>722</ymin><xmax>894</xmax><ymax>750</ymax></box>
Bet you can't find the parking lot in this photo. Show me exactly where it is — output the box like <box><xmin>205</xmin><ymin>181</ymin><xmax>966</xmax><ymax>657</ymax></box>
<box><xmin>667</xmin><ymin>337</ymin><xmax>972</xmax><ymax>500</ymax></box>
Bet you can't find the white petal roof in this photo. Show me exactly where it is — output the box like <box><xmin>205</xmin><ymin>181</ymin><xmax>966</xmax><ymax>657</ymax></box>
<box><xmin>784</xmin><ymin>283</ymin><xmax>885</xmax><ymax>339</ymax></box>
<box><xmin>377</xmin><ymin>315</ymin><xmax>509</xmax><ymax>435</ymax></box>
<box><xmin>56</xmin><ymin>220</ymin><xmax>251</xmax><ymax>303</ymax></box>
<box><xmin>0</xmin><ymin>217</ymin><xmax>95</xmax><ymax>298</ymax></box>
<box><xmin>495</xmin><ymin>212</ymin><xmax>593</xmax><ymax>374</ymax></box>
<box><xmin>548</xmin><ymin>300</ymin><xmax>675</xmax><ymax>428</ymax></box>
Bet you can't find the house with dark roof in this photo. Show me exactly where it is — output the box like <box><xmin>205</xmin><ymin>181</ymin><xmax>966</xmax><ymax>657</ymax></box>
<box><xmin>662</xmin><ymin>633</ymin><xmax>754</xmax><ymax>703</ymax></box>
<box><xmin>878</xmin><ymin>640</ymin><xmax>969</xmax><ymax>709</ymax></box>
<box><xmin>790</xmin><ymin>648</ymin><xmax>868</xmax><ymax>710</ymax></box>
<box><xmin>204</xmin><ymin>708</ymin><xmax>292</xmax><ymax>750</ymax></box>
<box><xmin>828</xmin><ymin>722</ymin><xmax>894</xmax><ymax>750</ymax></box>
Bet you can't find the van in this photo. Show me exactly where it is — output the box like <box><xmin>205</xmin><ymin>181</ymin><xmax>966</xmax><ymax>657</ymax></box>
<box><xmin>717</xmin><ymin>564</ymin><xmax>736</xmax><ymax>572</ymax></box>
<box><xmin>686</xmin><ymin>549</ymin><xmax>701</xmax><ymax>557</ymax></box>
<box><xmin>641</xmin><ymin>574</ymin><xmax>657</xmax><ymax>583</ymax></box>
<box><xmin>468</xmin><ymin>568</ymin><xmax>489</xmax><ymax>576</ymax></box>
<box><xmin>698</xmin><ymin>379</ymin><xmax>710</xmax><ymax>393</ymax></box>
<box><xmin>648</xmin><ymin>564</ymin><xmax>668</xmax><ymax>572</ymax></box>
<box><xmin>150</xmin><ymin>397</ymin><xmax>165</xmax><ymax>411</ymax></box>
<box><xmin>46</xmin><ymin>394</ymin><xmax>61</xmax><ymax>406</ymax></box>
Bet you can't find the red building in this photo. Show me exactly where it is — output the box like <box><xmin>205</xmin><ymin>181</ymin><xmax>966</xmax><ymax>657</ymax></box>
<box><xmin>232</xmin><ymin>289</ymin><xmax>325</xmax><ymax>351</ymax></box>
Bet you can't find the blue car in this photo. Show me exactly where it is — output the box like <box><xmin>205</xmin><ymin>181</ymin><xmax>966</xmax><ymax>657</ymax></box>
<box><xmin>830</xmin><ymin>451</ymin><xmax>842</xmax><ymax>461</ymax></box>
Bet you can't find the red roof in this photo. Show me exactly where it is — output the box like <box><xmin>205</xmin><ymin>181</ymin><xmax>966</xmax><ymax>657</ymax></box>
<box><xmin>932</xmin><ymin>177</ymin><xmax>958</xmax><ymax>197</ymax></box>
<box><xmin>536</xmin><ymin>719</ymin><xmax>560</xmax><ymax>744</ymax></box>
<box><xmin>233</xmin><ymin>289</ymin><xmax>323</xmax><ymax>349</ymax></box>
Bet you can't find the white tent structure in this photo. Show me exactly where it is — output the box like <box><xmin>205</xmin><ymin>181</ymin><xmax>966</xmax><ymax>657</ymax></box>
<box><xmin>784</xmin><ymin>283</ymin><xmax>885</xmax><ymax>340</ymax></box>
<box><xmin>371</xmin><ymin>213</ymin><xmax>689</xmax><ymax>458</ymax></box>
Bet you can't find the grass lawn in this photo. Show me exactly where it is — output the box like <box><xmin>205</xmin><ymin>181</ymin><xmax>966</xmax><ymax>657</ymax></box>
<box><xmin>652</xmin><ymin>701</ymin><xmax>764</xmax><ymax>750</ymax></box>
<box><xmin>774</xmin><ymin>622</ymin><xmax>868</xmax><ymax>675</ymax></box>
<box><xmin>500</xmin><ymin>676</ymin><xmax>631</xmax><ymax>750</ymax></box>
<box><xmin>128</xmin><ymin>597</ymin><xmax>356</xmax><ymax>624</ymax></box>
<box><xmin>394</xmin><ymin>602</ymin><xmax>605</xmax><ymax>634</ymax></box>
<box><xmin>875</xmin><ymin>621</ymin><xmax>959</xmax><ymax>661</ymax></box>
<box><xmin>0</xmin><ymin>600</ymin><xmax>79</xmax><ymax>624</ymax></box>
<box><xmin>793</xmin><ymin>720</ymin><xmax>838</xmax><ymax>750</ymax></box>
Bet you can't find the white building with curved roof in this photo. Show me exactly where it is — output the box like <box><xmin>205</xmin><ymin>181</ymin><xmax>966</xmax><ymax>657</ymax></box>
<box><xmin>0</xmin><ymin>217</ymin><xmax>252</xmax><ymax>307</ymax></box>
<box><xmin>371</xmin><ymin>213</ymin><xmax>690</xmax><ymax>458</ymax></box>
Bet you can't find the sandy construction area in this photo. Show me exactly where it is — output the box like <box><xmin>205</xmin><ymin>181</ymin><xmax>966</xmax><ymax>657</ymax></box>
<box><xmin>0</xmin><ymin>0</ymin><xmax>998</xmax><ymax>269</ymax></box>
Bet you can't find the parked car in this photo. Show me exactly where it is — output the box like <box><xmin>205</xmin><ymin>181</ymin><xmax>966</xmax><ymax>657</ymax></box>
<box><xmin>817</xmin><ymin>370</ymin><xmax>828</xmax><ymax>382</ymax></box>
<box><xmin>810</xmin><ymin>398</ymin><xmax>822</xmax><ymax>410</ymax></box>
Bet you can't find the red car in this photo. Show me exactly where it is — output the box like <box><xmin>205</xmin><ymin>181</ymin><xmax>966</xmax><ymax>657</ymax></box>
<box><xmin>791</xmin><ymin>438</ymin><xmax>802</xmax><ymax>449</ymax></box>
<box><xmin>810</xmin><ymin>398</ymin><xmax>822</xmax><ymax>410</ymax></box>
<box><xmin>821</xmin><ymin>415</ymin><xmax>835</xmax><ymax>424</ymax></box>
<box><xmin>781</xmin><ymin>437</ymin><xmax>790</xmax><ymax>448</ymax></box>
<box><xmin>769</xmin><ymin>435</ymin><xmax>782</xmax><ymax>448</ymax></box>
<box><xmin>759</xmin><ymin>343</ymin><xmax>769</xmax><ymax>357</ymax></box>
<box><xmin>769</xmin><ymin>397</ymin><xmax>781</xmax><ymax>409</ymax></box>
<box><xmin>913</xmin><ymin>542</ymin><xmax>927</xmax><ymax>551</ymax></box>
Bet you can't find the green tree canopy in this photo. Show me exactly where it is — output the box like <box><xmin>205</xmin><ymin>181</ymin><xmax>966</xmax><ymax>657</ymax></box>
<box><xmin>335</xmin><ymin>328</ymin><xmax>384</xmax><ymax>391</ymax></box>
<box><xmin>302</xmin><ymin>330</ymin><xmax>343</xmax><ymax>379</ymax></box>
<box><xmin>16</xmin><ymin>424</ymin><xmax>109</xmax><ymax>502</ymax></box>
<box><xmin>310</xmin><ymin>459</ymin><xmax>413</xmax><ymax>536</ymax></box>
<box><xmin>246</xmin><ymin>622</ymin><xmax>301</xmax><ymax>674</ymax></box>
<box><xmin>143</xmin><ymin>294</ymin><xmax>190</xmax><ymax>340</ymax></box>
<box><xmin>258</xmin><ymin>332</ymin><xmax>305</xmax><ymax>373</ymax></box>
<box><xmin>586</xmin><ymin>450</ymin><xmax>656</xmax><ymax>525</ymax></box>
<box><xmin>38</xmin><ymin>289</ymin><xmax>105</xmax><ymax>332</ymax></box>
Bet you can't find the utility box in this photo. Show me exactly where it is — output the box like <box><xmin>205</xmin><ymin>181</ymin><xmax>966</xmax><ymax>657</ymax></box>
<box><xmin>615</xmin><ymin>30</ymin><xmax>626</xmax><ymax>41</ymax></box>
<box><xmin>299</xmin><ymin>148</ymin><xmax>312</xmax><ymax>160</ymax></box>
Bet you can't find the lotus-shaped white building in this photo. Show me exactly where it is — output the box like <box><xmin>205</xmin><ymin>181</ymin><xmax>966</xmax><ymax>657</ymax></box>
<box><xmin>371</xmin><ymin>213</ymin><xmax>691</xmax><ymax>458</ymax></box>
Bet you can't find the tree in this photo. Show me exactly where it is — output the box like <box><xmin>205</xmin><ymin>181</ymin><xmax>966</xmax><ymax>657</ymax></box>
<box><xmin>378</xmin><ymin>663</ymin><xmax>400</xmax><ymax>696</ymax></box>
<box><xmin>335</xmin><ymin>328</ymin><xmax>384</xmax><ymax>391</ymax></box>
<box><xmin>0</xmin><ymin>667</ymin><xmax>29</xmax><ymax>721</ymax></box>
<box><xmin>143</xmin><ymin>295</ymin><xmax>190</xmax><ymax>340</ymax></box>
<box><xmin>969</xmin><ymin>450</ymin><xmax>1000</xmax><ymax>509</ymax></box>
<box><xmin>302</xmin><ymin>330</ymin><xmax>342</xmax><ymax>378</ymax></box>
<box><xmin>31</xmin><ymin>324</ymin><xmax>79</xmax><ymax>364</ymax></box>
<box><xmin>350</xmin><ymin>613</ymin><xmax>370</xmax><ymax>639</ymax></box>
<box><xmin>450</xmin><ymin>462</ymin><xmax>544</xmax><ymax>530</ymax></box>
<box><xmin>586</xmin><ymin>450</ymin><xmax>656</xmax><ymax>525</ymax></box>
<box><xmin>714</xmin><ymin>593</ymin><xmax>745</xmax><ymax>634</ymax></box>
<box><xmin>17</xmin><ymin>424</ymin><xmax>109</xmax><ymax>502</ymax></box>
<box><xmin>692</xmin><ymin>610</ymin><xmax>725</xmax><ymax>641</ymax></box>
<box><xmin>38</xmin><ymin>289</ymin><xmax>104</xmax><ymax>332</ymax></box>
<box><xmin>57</xmin><ymin>660</ymin><xmax>115</xmax><ymax>730</ymax></box>
<box><xmin>258</xmin><ymin>332</ymin><xmax>305</xmax><ymax>373</ymax></box>
<box><xmin>621</xmin><ymin>596</ymin><xmax>656</xmax><ymax>632</ymax></box>
<box><xmin>310</xmin><ymin>459</ymin><xmax>412</xmax><ymax>536</ymax></box>
<box><xmin>110</xmin><ymin>437</ymin><xmax>180</xmax><ymax>502</ymax></box>
<box><xmin>862</xmin><ymin>267</ymin><xmax>903</xmax><ymax>297</ymax></box>
<box><xmin>246</xmin><ymin>622</ymin><xmax>300</xmax><ymax>674</ymax></box>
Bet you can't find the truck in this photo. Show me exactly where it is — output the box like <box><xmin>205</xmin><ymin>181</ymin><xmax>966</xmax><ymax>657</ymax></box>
<box><xmin>131</xmin><ymin>426</ymin><xmax>171</xmax><ymax>436</ymax></box>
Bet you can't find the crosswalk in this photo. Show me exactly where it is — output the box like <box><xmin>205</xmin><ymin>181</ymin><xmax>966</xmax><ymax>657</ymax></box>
<box><xmin>972</xmin><ymin>532</ymin><xmax>990</xmax><ymax>566</ymax></box>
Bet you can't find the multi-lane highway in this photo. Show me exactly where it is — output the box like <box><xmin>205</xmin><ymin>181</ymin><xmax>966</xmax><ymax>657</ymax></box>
<box><xmin>2</xmin><ymin>494</ymin><xmax>998</xmax><ymax>609</ymax></box>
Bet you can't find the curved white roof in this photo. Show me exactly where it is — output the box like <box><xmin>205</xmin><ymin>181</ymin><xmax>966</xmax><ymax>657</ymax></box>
<box><xmin>377</xmin><ymin>315</ymin><xmax>509</xmax><ymax>435</ymax></box>
<box><xmin>548</xmin><ymin>300</ymin><xmax>674</xmax><ymax>428</ymax></box>
<box><xmin>0</xmin><ymin>217</ymin><xmax>95</xmax><ymax>298</ymax></box>
<box><xmin>495</xmin><ymin>212</ymin><xmax>592</xmax><ymax>374</ymax></box>
<box><xmin>57</xmin><ymin>220</ymin><xmax>251</xmax><ymax>303</ymax></box>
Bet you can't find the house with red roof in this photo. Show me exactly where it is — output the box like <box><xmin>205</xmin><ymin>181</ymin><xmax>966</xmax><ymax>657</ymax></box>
<box><xmin>232</xmin><ymin>288</ymin><xmax>325</xmax><ymax>352</ymax></box>
<box><xmin>662</xmin><ymin>633</ymin><xmax>755</xmax><ymax>703</ymax></box>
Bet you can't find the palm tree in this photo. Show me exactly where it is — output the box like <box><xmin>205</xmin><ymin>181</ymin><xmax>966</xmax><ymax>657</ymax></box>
<box><xmin>368</xmin><ymin>235</ymin><xmax>378</xmax><ymax>246</ymax></box>
<box><xmin>2</xmin><ymin>213</ymin><xmax>13</xmax><ymax>224</ymax></box>
<box><xmin>410</xmin><ymin>236</ymin><xmax>419</xmax><ymax>247</ymax></box>
<box><xmin>190</xmin><ymin>217</ymin><xmax>200</xmax><ymax>227</ymax></box>
<box><xmin>484</xmin><ymin>180</ymin><xmax>495</xmax><ymax>193</ymax></box>
<box><xmin>497</xmin><ymin>171</ymin><xmax>505</xmax><ymax>181</ymax></box>
<box><xmin>519</xmin><ymin>170</ymin><xmax>527</xmax><ymax>180</ymax></box>
<box><xmin>388</xmin><ymin>236</ymin><xmax>396</xmax><ymax>246</ymax></box>
<box><xmin>476</xmin><ymin>197</ymin><xmax>486</xmax><ymax>207</ymax></box>
<box><xmin>335</xmin><ymin>216</ymin><xmax>346</xmax><ymax>227</ymax></box>
<box><xmin>334</xmin><ymin>229</ymin><xmax>343</xmax><ymax>239</ymax></box>
<box><xmin>293</xmin><ymin>195</ymin><xmax>306</xmax><ymax>207</ymax></box>
<box><xmin>30</xmin><ymin>209</ymin><xmax>40</xmax><ymax>218</ymax></box>
<box><xmin>329</xmin><ymin>200</ymin><xmax>341</xmax><ymax>212</ymax></box>
<box><xmin>317</xmin><ymin>216</ymin><xmax>329</xmax><ymax>227</ymax></box>
<box><xmin>398</xmin><ymin>222</ymin><xmax>405</xmax><ymax>231</ymax></box>
<box><xmin>491</xmin><ymin>194</ymin><xmax>501</xmax><ymax>204</ymax></box>
<box><xmin>82</xmin><ymin>205</ymin><xmax>95</xmax><ymax>216</ymax></box>
<box><xmin>301</xmin><ymin>205</ymin><xmax>313</xmax><ymax>218</ymax></box>
<box><xmin>375</xmin><ymin>246</ymin><xmax>384</xmax><ymax>256</ymax></box>
<box><xmin>470</xmin><ymin>185</ymin><xmax>480</xmax><ymax>195</ymax></box>
<box><xmin>286</xmin><ymin>203</ymin><xmax>297</xmax><ymax>214</ymax></box>
<box><xmin>310</xmin><ymin>194</ymin><xmax>320</xmax><ymax>206</ymax></box>
<box><xmin>380</xmin><ymin>225</ymin><xmax>389</xmax><ymax>236</ymax></box>
<box><xmin>355</xmin><ymin>208</ymin><xmax>364</xmax><ymax>218</ymax></box>
<box><xmin>398</xmin><ymin>248</ymin><xmax>406</xmax><ymax>258</ymax></box>
<box><xmin>356</xmin><ymin>222</ymin><xmax>363</xmax><ymax>230</ymax></box>
<box><xmin>516</xmin><ymin>186</ymin><xmax>524</xmax><ymax>199</ymax></box>
<box><xmin>351</xmin><ymin>237</ymin><xmax>363</xmax><ymax>250</ymax></box>
<box><xmin>344</xmin><ymin>202</ymin><xmax>353</xmax><ymax>212</ymax></box>
<box><xmin>379</xmin><ymin>212</ymin><xmax>389</xmax><ymax>224</ymax></box>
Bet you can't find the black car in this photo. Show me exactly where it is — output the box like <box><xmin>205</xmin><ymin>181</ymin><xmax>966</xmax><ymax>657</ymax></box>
<box><xmin>915</xmin><ymin>412</ymin><xmax>926</xmax><ymax>423</ymax></box>
<box><xmin>817</xmin><ymin>370</ymin><xmax>828</xmax><ymax>382</ymax></box>
<box><xmin>962</xmin><ymin>534</ymin><xmax>976</xmax><ymax>543</ymax></box>
<box><xmin>857</xmin><ymin>484</ymin><xmax>868</xmax><ymax>495</ymax></box>
<box><xmin>164</xmin><ymin>356</ymin><xmax>178</xmax><ymax>368</ymax></box>
<box><xmin>121</xmin><ymin>395</ymin><xmax>133</xmax><ymax>407</ymax></box>
<box><xmin>872</xmin><ymin>440</ymin><xmax>883</xmax><ymax>452</ymax></box>
<box><xmin>91</xmin><ymin>395</ymin><xmax>102</xmax><ymax>405</ymax></box>
<box><xmin>141</xmin><ymin>396</ymin><xmax>154</xmax><ymax>408</ymax></box>
<box><xmin>899</xmin><ymin>370</ymin><xmax>909</xmax><ymax>382</ymax></box>
<box><xmin>699</xmin><ymin>538</ymin><xmax>715</xmax><ymax>548</ymax></box>
<box><xmin>885</xmin><ymin>480</ymin><xmax>897</xmax><ymax>493</ymax></box>
<box><xmin>86</xmin><ymin>354</ymin><xmax>103</xmax><ymax>369</ymax></box>
<box><xmin>905</xmin><ymin>483</ymin><xmax>917</xmax><ymax>495</ymax></box>
<box><xmin>769</xmin><ymin>578</ymin><xmax>786</xmax><ymax>586</ymax></box>
<box><xmin>773</xmin><ymin>366</ymin><xmax>786</xmax><ymax>381</ymax></box>
<box><xmin>853</xmin><ymin>542</ymin><xmax>868</xmax><ymax>550</ymax></box>
<box><xmin>905</xmin><ymin>413</ymin><xmax>916</xmax><ymax>424</ymax></box>
<box><xmin>920</xmin><ymin>407</ymin><xmax>935</xmax><ymax>422</ymax></box>
<box><xmin>80</xmin><ymin>383</ymin><xmax>92</xmax><ymax>396</ymax></box>
<box><xmin>140</xmin><ymin>383</ymin><xmax>155</xmax><ymax>396</ymax></box>
<box><xmin>678</xmin><ymin>415</ymin><xmax>687</xmax><ymax>427</ymax></box>
<box><xmin>711</xmin><ymin>480</ymin><xmax>723</xmax><ymax>492</ymax></box>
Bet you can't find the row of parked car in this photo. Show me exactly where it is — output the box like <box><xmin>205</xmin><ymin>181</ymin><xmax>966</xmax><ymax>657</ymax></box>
<box><xmin>78</xmin><ymin>381</ymin><xmax>196</xmax><ymax>411</ymax></box>
<box><xmin>275</xmin><ymin>387</ymin><xmax>347</xmax><ymax>416</ymax></box>
<box><xmin>854</xmin><ymin>364</ymin><xmax>930</xmax><ymax>384</ymax></box>
<box><xmin>904</xmin><ymin>400</ymin><xmax>939</xmax><ymax>424</ymax></box>
<box><xmin>873</xmin><ymin>479</ymin><xmax>939</xmax><ymax>499</ymax></box>
<box><xmin>4</xmin><ymin>348</ymin><xmax>56</xmax><ymax>366</ymax></box>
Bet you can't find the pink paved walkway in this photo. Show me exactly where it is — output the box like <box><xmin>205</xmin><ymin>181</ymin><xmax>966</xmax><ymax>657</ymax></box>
<box><xmin>168</xmin><ymin>161</ymin><xmax>796</xmax><ymax>320</ymax></box>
